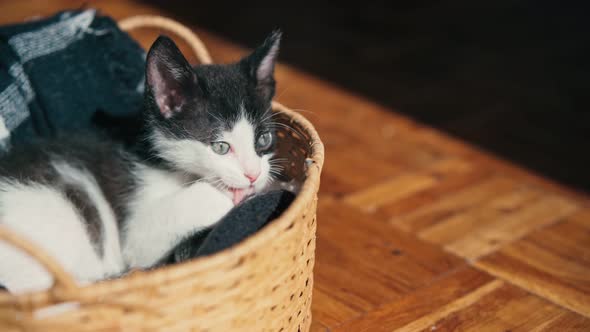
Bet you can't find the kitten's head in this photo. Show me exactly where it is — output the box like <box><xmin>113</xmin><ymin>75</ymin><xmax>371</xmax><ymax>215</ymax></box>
<box><xmin>144</xmin><ymin>31</ymin><xmax>282</xmax><ymax>195</ymax></box>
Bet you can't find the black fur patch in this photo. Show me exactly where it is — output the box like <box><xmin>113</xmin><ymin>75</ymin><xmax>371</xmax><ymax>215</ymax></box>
<box><xmin>63</xmin><ymin>183</ymin><xmax>103</xmax><ymax>257</ymax></box>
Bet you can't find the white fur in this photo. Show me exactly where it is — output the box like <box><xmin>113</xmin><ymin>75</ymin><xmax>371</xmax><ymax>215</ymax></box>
<box><xmin>152</xmin><ymin>131</ymin><xmax>213</xmax><ymax>177</ymax></box>
<box><xmin>0</xmin><ymin>163</ymin><xmax>126</xmax><ymax>293</ymax></box>
<box><xmin>122</xmin><ymin>165</ymin><xmax>233</xmax><ymax>268</ymax></box>
<box><xmin>222</xmin><ymin>111</ymin><xmax>260</xmax><ymax>177</ymax></box>
<box><xmin>153</xmin><ymin>113</ymin><xmax>272</xmax><ymax>194</ymax></box>
<box><xmin>0</xmin><ymin>182</ymin><xmax>116</xmax><ymax>293</ymax></box>
<box><xmin>219</xmin><ymin>112</ymin><xmax>272</xmax><ymax>191</ymax></box>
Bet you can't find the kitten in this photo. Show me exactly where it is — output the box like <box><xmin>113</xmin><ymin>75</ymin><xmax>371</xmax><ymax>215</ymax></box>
<box><xmin>0</xmin><ymin>31</ymin><xmax>282</xmax><ymax>293</ymax></box>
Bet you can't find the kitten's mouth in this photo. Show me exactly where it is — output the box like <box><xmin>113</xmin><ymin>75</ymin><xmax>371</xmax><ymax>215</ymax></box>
<box><xmin>229</xmin><ymin>186</ymin><xmax>255</xmax><ymax>205</ymax></box>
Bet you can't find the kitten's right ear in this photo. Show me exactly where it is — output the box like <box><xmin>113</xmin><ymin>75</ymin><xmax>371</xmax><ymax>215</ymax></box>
<box><xmin>146</xmin><ymin>36</ymin><xmax>198</xmax><ymax>119</ymax></box>
<box><xmin>241</xmin><ymin>30</ymin><xmax>282</xmax><ymax>101</ymax></box>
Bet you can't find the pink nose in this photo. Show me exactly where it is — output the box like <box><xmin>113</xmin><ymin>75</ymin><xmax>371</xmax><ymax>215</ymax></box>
<box><xmin>245</xmin><ymin>172</ymin><xmax>260</xmax><ymax>183</ymax></box>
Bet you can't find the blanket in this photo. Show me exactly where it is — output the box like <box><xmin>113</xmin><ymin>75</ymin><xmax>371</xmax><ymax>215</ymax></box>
<box><xmin>0</xmin><ymin>10</ymin><xmax>145</xmax><ymax>149</ymax></box>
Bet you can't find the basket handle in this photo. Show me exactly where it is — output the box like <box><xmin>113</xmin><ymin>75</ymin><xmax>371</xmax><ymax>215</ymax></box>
<box><xmin>0</xmin><ymin>226</ymin><xmax>78</xmax><ymax>293</ymax></box>
<box><xmin>118</xmin><ymin>15</ymin><xmax>213</xmax><ymax>65</ymax></box>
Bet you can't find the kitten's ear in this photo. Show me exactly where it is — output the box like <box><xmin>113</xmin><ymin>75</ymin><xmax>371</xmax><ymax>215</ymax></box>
<box><xmin>242</xmin><ymin>30</ymin><xmax>281</xmax><ymax>100</ymax></box>
<box><xmin>146</xmin><ymin>36</ymin><xmax>199</xmax><ymax>118</ymax></box>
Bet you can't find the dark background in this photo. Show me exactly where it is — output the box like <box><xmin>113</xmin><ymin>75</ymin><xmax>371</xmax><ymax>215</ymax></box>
<box><xmin>145</xmin><ymin>0</ymin><xmax>590</xmax><ymax>193</ymax></box>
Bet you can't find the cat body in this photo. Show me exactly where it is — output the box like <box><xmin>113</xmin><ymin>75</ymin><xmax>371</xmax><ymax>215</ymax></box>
<box><xmin>0</xmin><ymin>31</ymin><xmax>282</xmax><ymax>293</ymax></box>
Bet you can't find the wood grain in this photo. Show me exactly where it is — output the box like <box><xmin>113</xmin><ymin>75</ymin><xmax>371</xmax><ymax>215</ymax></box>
<box><xmin>445</xmin><ymin>195</ymin><xmax>578</xmax><ymax>260</ymax></box>
<box><xmin>308</xmin><ymin>319</ymin><xmax>328</xmax><ymax>332</ymax></box>
<box><xmin>477</xmin><ymin>209</ymin><xmax>590</xmax><ymax>317</ymax></box>
<box><xmin>345</xmin><ymin>159</ymin><xmax>472</xmax><ymax>211</ymax></box>
<box><xmin>391</xmin><ymin>176</ymin><xmax>518</xmax><ymax>232</ymax></box>
<box><xmin>332</xmin><ymin>268</ymin><xmax>494</xmax><ymax>332</ymax></box>
<box><xmin>336</xmin><ymin>268</ymin><xmax>590</xmax><ymax>332</ymax></box>
<box><xmin>312</xmin><ymin>200</ymin><xmax>463</xmax><ymax>327</ymax></box>
<box><xmin>1</xmin><ymin>1</ymin><xmax>589</xmax><ymax>330</ymax></box>
<box><xmin>409</xmin><ymin>282</ymin><xmax>590</xmax><ymax>332</ymax></box>
<box><xmin>394</xmin><ymin>279</ymin><xmax>505</xmax><ymax>332</ymax></box>
<box><xmin>321</xmin><ymin>147</ymin><xmax>403</xmax><ymax>196</ymax></box>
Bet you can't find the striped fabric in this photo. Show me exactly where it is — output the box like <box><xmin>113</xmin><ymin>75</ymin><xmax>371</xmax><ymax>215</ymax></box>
<box><xmin>0</xmin><ymin>10</ymin><xmax>145</xmax><ymax>150</ymax></box>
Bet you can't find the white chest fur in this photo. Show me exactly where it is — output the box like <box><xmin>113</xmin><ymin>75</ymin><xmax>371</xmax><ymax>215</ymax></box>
<box><xmin>122</xmin><ymin>165</ymin><xmax>234</xmax><ymax>268</ymax></box>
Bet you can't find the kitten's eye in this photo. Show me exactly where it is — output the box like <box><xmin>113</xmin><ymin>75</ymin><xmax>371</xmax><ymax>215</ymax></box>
<box><xmin>211</xmin><ymin>141</ymin><xmax>230</xmax><ymax>155</ymax></box>
<box><xmin>256</xmin><ymin>132</ymin><xmax>273</xmax><ymax>150</ymax></box>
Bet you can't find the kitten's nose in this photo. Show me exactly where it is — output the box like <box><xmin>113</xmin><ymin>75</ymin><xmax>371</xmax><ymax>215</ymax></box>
<box><xmin>245</xmin><ymin>171</ymin><xmax>260</xmax><ymax>183</ymax></box>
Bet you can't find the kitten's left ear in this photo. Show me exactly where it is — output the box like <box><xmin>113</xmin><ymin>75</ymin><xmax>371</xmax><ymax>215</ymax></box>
<box><xmin>242</xmin><ymin>30</ymin><xmax>282</xmax><ymax>100</ymax></box>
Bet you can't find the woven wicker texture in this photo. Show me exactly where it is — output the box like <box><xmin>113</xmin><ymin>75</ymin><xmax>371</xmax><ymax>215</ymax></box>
<box><xmin>0</xmin><ymin>16</ymin><xmax>324</xmax><ymax>332</ymax></box>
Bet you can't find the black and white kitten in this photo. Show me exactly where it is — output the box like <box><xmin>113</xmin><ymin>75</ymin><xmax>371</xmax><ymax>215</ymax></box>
<box><xmin>0</xmin><ymin>31</ymin><xmax>282</xmax><ymax>293</ymax></box>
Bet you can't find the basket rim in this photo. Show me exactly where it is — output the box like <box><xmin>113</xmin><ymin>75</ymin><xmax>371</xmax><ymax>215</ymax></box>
<box><xmin>0</xmin><ymin>102</ymin><xmax>324</xmax><ymax>305</ymax></box>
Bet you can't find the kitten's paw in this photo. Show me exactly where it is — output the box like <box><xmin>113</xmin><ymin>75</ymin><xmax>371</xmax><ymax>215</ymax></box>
<box><xmin>191</xmin><ymin>182</ymin><xmax>234</xmax><ymax>218</ymax></box>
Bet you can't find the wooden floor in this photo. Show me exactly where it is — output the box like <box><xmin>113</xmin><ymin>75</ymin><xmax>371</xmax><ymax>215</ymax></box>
<box><xmin>2</xmin><ymin>1</ymin><xmax>590</xmax><ymax>331</ymax></box>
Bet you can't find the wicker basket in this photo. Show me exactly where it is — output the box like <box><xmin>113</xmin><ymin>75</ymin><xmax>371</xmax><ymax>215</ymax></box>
<box><xmin>0</xmin><ymin>16</ymin><xmax>324</xmax><ymax>332</ymax></box>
